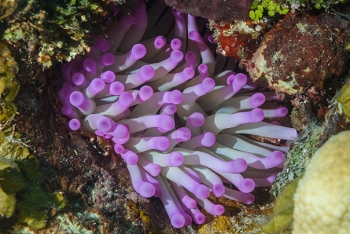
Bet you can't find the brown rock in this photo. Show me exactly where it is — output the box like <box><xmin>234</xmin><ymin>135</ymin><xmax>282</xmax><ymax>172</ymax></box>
<box><xmin>164</xmin><ymin>0</ymin><xmax>254</xmax><ymax>21</ymax></box>
<box><xmin>247</xmin><ymin>12</ymin><xmax>350</xmax><ymax>95</ymax></box>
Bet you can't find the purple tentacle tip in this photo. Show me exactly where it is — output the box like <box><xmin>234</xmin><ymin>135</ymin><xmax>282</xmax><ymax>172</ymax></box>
<box><xmin>249</xmin><ymin>108</ymin><xmax>265</xmax><ymax>122</ymax></box>
<box><xmin>171</xmin><ymin>38</ymin><xmax>182</xmax><ymax>51</ymax></box>
<box><xmin>238</xmin><ymin>178</ymin><xmax>255</xmax><ymax>193</ymax></box>
<box><xmin>138</xmin><ymin>182</ymin><xmax>156</xmax><ymax>198</ymax></box>
<box><xmin>139</xmin><ymin>65</ymin><xmax>155</xmax><ymax>82</ymax></box>
<box><xmin>131</xmin><ymin>44</ymin><xmax>147</xmax><ymax>60</ymax></box>
<box><xmin>121</xmin><ymin>150</ymin><xmax>138</xmax><ymax>165</ymax></box>
<box><xmin>109</xmin><ymin>81</ymin><xmax>125</xmax><ymax>95</ymax></box>
<box><xmin>159</xmin><ymin>115</ymin><xmax>175</xmax><ymax>132</ymax></box>
<box><xmin>171</xmin><ymin>214</ymin><xmax>185</xmax><ymax>228</ymax></box>
<box><xmin>85</xmin><ymin>78</ymin><xmax>105</xmax><ymax>98</ymax></box>
<box><xmin>192</xmin><ymin>209</ymin><xmax>205</xmax><ymax>224</ymax></box>
<box><xmin>101</xmin><ymin>71</ymin><xmax>116</xmax><ymax>83</ymax></box>
<box><xmin>101</xmin><ymin>53</ymin><xmax>115</xmax><ymax>66</ymax></box>
<box><xmin>83</xmin><ymin>58</ymin><xmax>97</xmax><ymax>73</ymax></box>
<box><xmin>170</xmin><ymin>50</ymin><xmax>184</xmax><ymax>63</ymax></box>
<box><xmin>114</xmin><ymin>144</ymin><xmax>124</xmax><ymax>154</ymax></box>
<box><xmin>200</xmin><ymin>132</ymin><xmax>216</xmax><ymax>147</ymax></box>
<box><xmin>187</xmin><ymin>112</ymin><xmax>205</xmax><ymax>127</ymax></box>
<box><xmin>212</xmin><ymin>184</ymin><xmax>225</xmax><ymax>197</ymax></box>
<box><xmin>155</xmin><ymin>36</ymin><xmax>166</xmax><ymax>48</ymax></box>
<box><xmin>201</xmin><ymin>78</ymin><xmax>215</xmax><ymax>93</ymax></box>
<box><xmin>233</xmin><ymin>73</ymin><xmax>248</xmax><ymax>87</ymax></box>
<box><xmin>250</xmin><ymin>93</ymin><xmax>265</xmax><ymax>108</ymax></box>
<box><xmin>264</xmin><ymin>106</ymin><xmax>289</xmax><ymax>118</ymax></box>
<box><xmin>155</xmin><ymin>137</ymin><xmax>170</xmax><ymax>151</ymax></box>
<box><xmin>231</xmin><ymin>158</ymin><xmax>248</xmax><ymax>173</ymax></box>
<box><xmin>98</xmin><ymin>118</ymin><xmax>114</xmax><ymax>132</ymax></box>
<box><xmin>198</xmin><ymin>64</ymin><xmax>208</xmax><ymax>76</ymax></box>
<box><xmin>168</xmin><ymin>152</ymin><xmax>184</xmax><ymax>166</ymax></box>
<box><xmin>195</xmin><ymin>184</ymin><xmax>210</xmax><ymax>199</ymax></box>
<box><xmin>113</xmin><ymin>124</ymin><xmax>129</xmax><ymax>138</ymax></box>
<box><xmin>138</xmin><ymin>85</ymin><xmax>154</xmax><ymax>102</ymax></box>
<box><xmin>72</xmin><ymin>72</ymin><xmax>86</xmax><ymax>87</ymax></box>
<box><xmin>69</xmin><ymin>119</ymin><xmax>81</xmax><ymax>131</ymax></box>
<box><xmin>69</xmin><ymin>91</ymin><xmax>96</xmax><ymax>115</ymax></box>
<box><xmin>211</xmin><ymin>204</ymin><xmax>225</xmax><ymax>216</ymax></box>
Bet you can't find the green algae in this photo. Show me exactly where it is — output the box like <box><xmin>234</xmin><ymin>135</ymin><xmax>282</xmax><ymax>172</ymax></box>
<box><xmin>262</xmin><ymin>177</ymin><xmax>301</xmax><ymax>234</ymax></box>
<box><xmin>0</xmin><ymin>167</ymin><xmax>25</xmax><ymax>194</ymax></box>
<box><xmin>336</xmin><ymin>81</ymin><xmax>350</xmax><ymax>119</ymax></box>
<box><xmin>250</xmin><ymin>0</ymin><xmax>289</xmax><ymax>22</ymax></box>
<box><xmin>0</xmin><ymin>130</ymin><xmax>68</xmax><ymax>230</ymax></box>
<box><xmin>250</xmin><ymin>0</ymin><xmax>350</xmax><ymax>21</ymax></box>
<box><xmin>15</xmin><ymin>157</ymin><xmax>67</xmax><ymax>230</ymax></box>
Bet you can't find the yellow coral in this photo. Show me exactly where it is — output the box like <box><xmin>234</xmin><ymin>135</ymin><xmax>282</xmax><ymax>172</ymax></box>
<box><xmin>0</xmin><ymin>0</ymin><xmax>18</xmax><ymax>20</ymax></box>
<box><xmin>18</xmin><ymin>212</ymin><xmax>48</xmax><ymax>230</ymax></box>
<box><xmin>0</xmin><ymin>187</ymin><xmax>15</xmax><ymax>218</ymax></box>
<box><xmin>0</xmin><ymin>159</ymin><xmax>16</xmax><ymax>218</ymax></box>
<box><xmin>0</xmin><ymin>42</ymin><xmax>20</xmax><ymax>122</ymax></box>
<box><xmin>336</xmin><ymin>81</ymin><xmax>350</xmax><ymax>119</ymax></box>
<box><xmin>293</xmin><ymin>131</ymin><xmax>350</xmax><ymax>234</ymax></box>
<box><xmin>262</xmin><ymin>177</ymin><xmax>301</xmax><ymax>234</ymax></box>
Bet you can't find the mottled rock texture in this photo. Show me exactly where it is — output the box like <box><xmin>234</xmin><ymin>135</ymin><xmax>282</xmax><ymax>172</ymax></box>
<box><xmin>247</xmin><ymin>12</ymin><xmax>350</xmax><ymax>95</ymax></box>
<box><xmin>164</xmin><ymin>0</ymin><xmax>255</xmax><ymax>21</ymax></box>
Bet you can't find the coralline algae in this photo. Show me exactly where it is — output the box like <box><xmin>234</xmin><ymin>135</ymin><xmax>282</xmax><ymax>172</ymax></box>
<box><xmin>59</xmin><ymin>0</ymin><xmax>297</xmax><ymax>228</ymax></box>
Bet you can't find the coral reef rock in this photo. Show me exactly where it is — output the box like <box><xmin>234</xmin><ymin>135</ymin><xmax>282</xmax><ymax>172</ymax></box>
<box><xmin>164</xmin><ymin>0</ymin><xmax>255</xmax><ymax>21</ymax></box>
<box><xmin>247</xmin><ymin>12</ymin><xmax>350</xmax><ymax>95</ymax></box>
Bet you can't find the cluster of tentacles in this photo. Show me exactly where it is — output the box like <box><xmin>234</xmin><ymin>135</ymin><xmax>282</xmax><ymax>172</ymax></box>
<box><xmin>59</xmin><ymin>0</ymin><xmax>297</xmax><ymax>228</ymax></box>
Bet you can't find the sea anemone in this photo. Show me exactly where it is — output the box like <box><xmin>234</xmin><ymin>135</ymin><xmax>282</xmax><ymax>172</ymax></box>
<box><xmin>58</xmin><ymin>0</ymin><xmax>297</xmax><ymax>228</ymax></box>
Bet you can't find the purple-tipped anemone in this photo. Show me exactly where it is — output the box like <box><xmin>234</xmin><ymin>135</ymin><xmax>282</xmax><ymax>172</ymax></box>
<box><xmin>100</xmin><ymin>53</ymin><xmax>115</xmax><ymax>66</ymax></box>
<box><xmin>72</xmin><ymin>72</ymin><xmax>86</xmax><ymax>87</ymax></box>
<box><xmin>85</xmin><ymin>78</ymin><xmax>105</xmax><ymax>99</ymax></box>
<box><xmin>168</xmin><ymin>152</ymin><xmax>184</xmax><ymax>166</ymax></box>
<box><xmin>69</xmin><ymin>91</ymin><xmax>96</xmax><ymax>115</ymax></box>
<box><xmin>155</xmin><ymin>36</ymin><xmax>166</xmax><ymax>48</ymax></box>
<box><xmin>69</xmin><ymin>119</ymin><xmax>81</xmax><ymax>131</ymax></box>
<box><xmin>83</xmin><ymin>58</ymin><xmax>97</xmax><ymax>73</ymax></box>
<box><xmin>100</xmin><ymin>71</ymin><xmax>116</xmax><ymax>83</ymax></box>
<box><xmin>121</xmin><ymin>150</ymin><xmax>138</xmax><ymax>165</ymax></box>
<box><xmin>250</xmin><ymin>93</ymin><xmax>265</xmax><ymax>107</ymax></box>
<box><xmin>59</xmin><ymin>1</ymin><xmax>297</xmax><ymax>229</ymax></box>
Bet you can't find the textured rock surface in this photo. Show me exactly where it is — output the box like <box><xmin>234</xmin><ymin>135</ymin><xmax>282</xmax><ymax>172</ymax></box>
<box><xmin>247</xmin><ymin>12</ymin><xmax>350</xmax><ymax>95</ymax></box>
<box><xmin>293</xmin><ymin>131</ymin><xmax>350</xmax><ymax>234</ymax></box>
<box><xmin>164</xmin><ymin>0</ymin><xmax>254</xmax><ymax>21</ymax></box>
